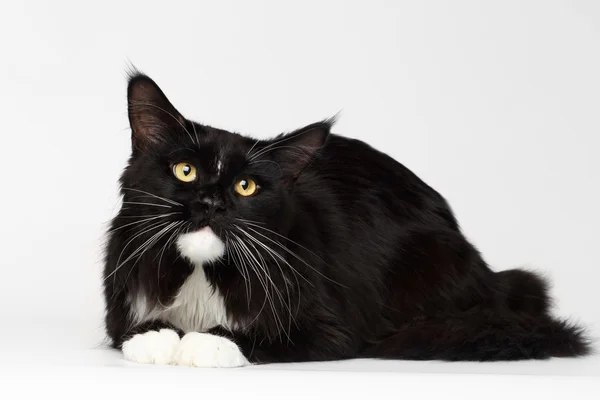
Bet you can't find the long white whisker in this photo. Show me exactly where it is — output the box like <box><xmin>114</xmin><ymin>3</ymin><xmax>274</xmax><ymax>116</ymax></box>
<box><xmin>235</xmin><ymin>218</ymin><xmax>266</xmax><ymax>226</ymax></box>
<box><xmin>235</xmin><ymin>225</ymin><xmax>313</xmax><ymax>287</ymax></box>
<box><xmin>119</xmin><ymin>222</ymin><xmax>173</xmax><ymax>266</ymax></box>
<box><xmin>235</xmin><ymin>236</ymin><xmax>291</xmax><ymax>343</ymax></box>
<box><xmin>105</xmin><ymin>220</ymin><xmax>171</xmax><ymax>283</ymax></box>
<box><xmin>243</xmin><ymin>225</ymin><xmax>347</xmax><ymax>288</ymax></box>
<box><xmin>246</xmin><ymin>138</ymin><xmax>262</xmax><ymax>158</ymax></box>
<box><xmin>236</xmin><ymin>227</ymin><xmax>296</xmax><ymax>336</ymax></box>
<box><xmin>121</xmin><ymin>188</ymin><xmax>183</xmax><ymax>206</ymax></box>
<box><xmin>234</xmin><ymin>237</ymin><xmax>270</xmax><ymax>303</ymax></box>
<box><xmin>246</xmin><ymin>160</ymin><xmax>283</xmax><ymax>174</ymax></box>
<box><xmin>233</xmin><ymin>236</ymin><xmax>286</xmax><ymax>340</ymax></box>
<box><xmin>122</xmin><ymin>201</ymin><xmax>172</xmax><ymax>208</ymax></box>
<box><xmin>116</xmin><ymin>213</ymin><xmax>181</xmax><ymax>219</ymax></box>
<box><xmin>119</xmin><ymin>222</ymin><xmax>181</xmax><ymax>301</ymax></box>
<box><xmin>128</xmin><ymin>221</ymin><xmax>179</xmax><ymax>268</ymax></box>
<box><xmin>156</xmin><ymin>221</ymin><xmax>185</xmax><ymax>282</ymax></box>
<box><xmin>241</xmin><ymin>228</ymin><xmax>304</xmax><ymax>321</ymax></box>
<box><xmin>110</xmin><ymin>212</ymin><xmax>180</xmax><ymax>233</ymax></box>
<box><xmin>230</xmin><ymin>236</ymin><xmax>270</xmax><ymax>328</ymax></box>
<box><xmin>244</xmin><ymin>291</ymin><xmax>269</xmax><ymax>331</ymax></box>
<box><xmin>191</xmin><ymin>121</ymin><xmax>200</xmax><ymax>147</ymax></box>
<box><xmin>248</xmin><ymin>130</ymin><xmax>313</xmax><ymax>161</ymax></box>
<box><xmin>227</xmin><ymin>234</ymin><xmax>252</xmax><ymax>302</ymax></box>
<box><xmin>237</xmin><ymin>219</ymin><xmax>330</xmax><ymax>268</ymax></box>
<box><xmin>155</xmin><ymin>222</ymin><xmax>186</xmax><ymax>309</ymax></box>
<box><xmin>249</xmin><ymin>145</ymin><xmax>309</xmax><ymax>162</ymax></box>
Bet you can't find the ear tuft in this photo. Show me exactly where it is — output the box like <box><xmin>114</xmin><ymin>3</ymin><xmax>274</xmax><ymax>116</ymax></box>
<box><xmin>124</xmin><ymin>61</ymin><xmax>143</xmax><ymax>82</ymax></box>
<box><xmin>126</xmin><ymin>73</ymin><xmax>186</xmax><ymax>151</ymax></box>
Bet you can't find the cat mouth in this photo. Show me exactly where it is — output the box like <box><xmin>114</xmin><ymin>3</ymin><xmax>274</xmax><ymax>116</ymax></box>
<box><xmin>187</xmin><ymin>223</ymin><xmax>212</xmax><ymax>233</ymax></box>
<box><xmin>186</xmin><ymin>221</ymin><xmax>227</xmax><ymax>241</ymax></box>
<box><xmin>187</xmin><ymin>217</ymin><xmax>214</xmax><ymax>231</ymax></box>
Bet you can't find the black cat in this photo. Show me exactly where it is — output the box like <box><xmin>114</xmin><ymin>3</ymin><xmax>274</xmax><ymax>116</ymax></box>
<box><xmin>103</xmin><ymin>71</ymin><xmax>590</xmax><ymax>366</ymax></box>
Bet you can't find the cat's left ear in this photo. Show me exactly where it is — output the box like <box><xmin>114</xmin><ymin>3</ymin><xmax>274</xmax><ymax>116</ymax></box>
<box><xmin>127</xmin><ymin>73</ymin><xmax>187</xmax><ymax>151</ymax></box>
<box><xmin>269</xmin><ymin>118</ymin><xmax>333</xmax><ymax>180</ymax></box>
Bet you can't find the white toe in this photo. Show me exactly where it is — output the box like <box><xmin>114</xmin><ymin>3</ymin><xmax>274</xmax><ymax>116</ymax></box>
<box><xmin>174</xmin><ymin>332</ymin><xmax>250</xmax><ymax>368</ymax></box>
<box><xmin>122</xmin><ymin>329</ymin><xmax>181</xmax><ymax>365</ymax></box>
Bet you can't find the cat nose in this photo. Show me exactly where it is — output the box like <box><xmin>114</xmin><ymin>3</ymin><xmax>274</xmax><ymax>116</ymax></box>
<box><xmin>200</xmin><ymin>197</ymin><xmax>225</xmax><ymax>213</ymax></box>
<box><xmin>191</xmin><ymin>197</ymin><xmax>225</xmax><ymax>226</ymax></box>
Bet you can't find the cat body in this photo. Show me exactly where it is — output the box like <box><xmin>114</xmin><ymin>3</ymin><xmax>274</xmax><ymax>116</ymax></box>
<box><xmin>103</xmin><ymin>73</ymin><xmax>589</xmax><ymax>366</ymax></box>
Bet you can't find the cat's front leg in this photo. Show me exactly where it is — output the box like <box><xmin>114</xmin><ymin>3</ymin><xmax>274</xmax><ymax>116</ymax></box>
<box><xmin>120</xmin><ymin>321</ymin><xmax>183</xmax><ymax>365</ymax></box>
<box><xmin>173</xmin><ymin>332</ymin><xmax>250</xmax><ymax>368</ymax></box>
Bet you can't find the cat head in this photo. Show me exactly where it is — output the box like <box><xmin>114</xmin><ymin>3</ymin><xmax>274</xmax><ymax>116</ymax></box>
<box><xmin>117</xmin><ymin>73</ymin><xmax>332</xmax><ymax>266</ymax></box>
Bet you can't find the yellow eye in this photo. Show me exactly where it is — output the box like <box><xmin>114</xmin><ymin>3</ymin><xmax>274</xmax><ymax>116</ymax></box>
<box><xmin>234</xmin><ymin>177</ymin><xmax>258</xmax><ymax>196</ymax></box>
<box><xmin>172</xmin><ymin>162</ymin><xmax>197</xmax><ymax>182</ymax></box>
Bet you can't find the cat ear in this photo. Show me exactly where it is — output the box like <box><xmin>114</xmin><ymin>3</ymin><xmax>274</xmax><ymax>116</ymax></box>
<box><xmin>127</xmin><ymin>73</ymin><xmax>186</xmax><ymax>151</ymax></box>
<box><xmin>270</xmin><ymin>118</ymin><xmax>334</xmax><ymax>180</ymax></box>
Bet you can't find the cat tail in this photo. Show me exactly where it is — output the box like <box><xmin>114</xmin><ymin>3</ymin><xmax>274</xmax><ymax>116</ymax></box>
<box><xmin>364</xmin><ymin>308</ymin><xmax>592</xmax><ymax>361</ymax></box>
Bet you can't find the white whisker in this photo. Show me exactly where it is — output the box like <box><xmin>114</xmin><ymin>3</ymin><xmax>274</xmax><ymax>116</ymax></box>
<box><xmin>246</xmin><ymin>138</ymin><xmax>262</xmax><ymax>158</ymax></box>
<box><xmin>105</xmin><ymin>220</ymin><xmax>171</xmax><ymax>284</ymax></box>
<box><xmin>236</xmin><ymin>226</ymin><xmax>296</xmax><ymax>337</ymax></box>
<box><xmin>249</xmin><ymin>145</ymin><xmax>310</xmax><ymax>162</ymax></box>
<box><xmin>242</xmin><ymin>224</ymin><xmax>346</xmax><ymax>288</ymax></box>
<box><xmin>227</xmin><ymin>234</ymin><xmax>252</xmax><ymax>303</ymax></box>
<box><xmin>122</xmin><ymin>188</ymin><xmax>183</xmax><ymax>206</ymax></box>
<box><xmin>247</xmin><ymin>131</ymin><xmax>311</xmax><ymax>161</ymax></box>
<box><xmin>191</xmin><ymin>121</ymin><xmax>200</xmax><ymax>147</ymax></box>
<box><xmin>235</xmin><ymin>225</ymin><xmax>311</xmax><ymax>287</ymax></box>
<box><xmin>156</xmin><ymin>221</ymin><xmax>186</xmax><ymax>282</ymax></box>
<box><xmin>237</xmin><ymin>219</ymin><xmax>330</xmax><ymax>268</ymax></box>
<box><xmin>122</xmin><ymin>201</ymin><xmax>172</xmax><ymax>208</ymax></box>
<box><xmin>123</xmin><ymin>221</ymin><xmax>181</xmax><ymax>292</ymax></box>
<box><xmin>233</xmin><ymin>236</ymin><xmax>286</xmax><ymax>340</ymax></box>
<box><xmin>110</xmin><ymin>212</ymin><xmax>181</xmax><ymax>233</ymax></box>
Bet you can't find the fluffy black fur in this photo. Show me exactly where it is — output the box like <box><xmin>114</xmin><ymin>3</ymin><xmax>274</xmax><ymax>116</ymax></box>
<box><xmin>103</xmin><ymin>72</ymin><xmax>590</xmax><ymax>363</ymax></box>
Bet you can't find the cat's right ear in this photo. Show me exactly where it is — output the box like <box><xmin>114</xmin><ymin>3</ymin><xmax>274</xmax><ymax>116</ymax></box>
<box><xmin>127</xmin><ymin>73</ymin><xmax>186</xmax><ymax>152</ymax></box>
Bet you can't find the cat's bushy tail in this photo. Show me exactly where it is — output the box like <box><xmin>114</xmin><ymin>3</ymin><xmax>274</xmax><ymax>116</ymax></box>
<box><xmin>366</xmin><ymin>309</ymin><xmax>590</xmax><ymax>361</ymax></box>
<box><xmin>366</xmin><ymin>268</ymin><xmax>592</xmax><ymax>361</ymax></box>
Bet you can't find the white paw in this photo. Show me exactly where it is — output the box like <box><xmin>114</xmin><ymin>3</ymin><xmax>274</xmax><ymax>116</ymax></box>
<box><xmin>122</xmin><ymin>329</ymin><xmax>180</xmax><ymax>365</ymax></box>
<box><xmin>174</xmin><ymin>332</ymin><xmax>250</xmax><ymax>368</ymax></box>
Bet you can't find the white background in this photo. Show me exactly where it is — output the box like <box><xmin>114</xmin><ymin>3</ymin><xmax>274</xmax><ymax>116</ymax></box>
<box><xmin>0</xmin><ymin>0</ymin><xmax>599</xmax><ymax>397</ymax></box>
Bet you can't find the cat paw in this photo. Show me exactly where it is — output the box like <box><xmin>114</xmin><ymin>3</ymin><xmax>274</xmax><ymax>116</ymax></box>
<box><xmin>174</xmin><ymin>332</ymin><xmax>250</xmax><ymax>368</ymax></box>
<box><xmin>122</xmin><ymin>329</ymin><xmax>181</xmax><ymax>365</ymax></box>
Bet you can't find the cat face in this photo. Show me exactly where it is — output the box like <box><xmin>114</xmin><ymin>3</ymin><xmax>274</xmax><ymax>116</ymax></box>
<box><xmin>117</xmin><ymin>73</ymin><xmax>331</xmax><ymax>266</ymax></box>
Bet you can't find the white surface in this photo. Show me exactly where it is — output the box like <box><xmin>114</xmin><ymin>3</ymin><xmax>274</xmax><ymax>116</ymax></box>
<box><xmin>1</xmin><ymin>318</ymin><xmax>599</xmax><ymax>398</ymax></box>
<box><xmin>0</xmin><ymin>0</ymin><xmax>599</xmax><ymax>397</ymax></box>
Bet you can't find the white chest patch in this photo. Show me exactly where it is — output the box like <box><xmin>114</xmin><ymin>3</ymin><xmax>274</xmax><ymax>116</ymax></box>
<box><xmin>130</xmin><ymin>227</ymin><xmax>231</xmax><ymax>333</ymax></box>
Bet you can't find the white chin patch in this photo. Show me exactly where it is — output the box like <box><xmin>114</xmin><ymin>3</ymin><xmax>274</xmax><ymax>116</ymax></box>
<box><xmin>176</xmin><ymin>227</ymin><xmax>225</xmax><ymax>265</ymax></box>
